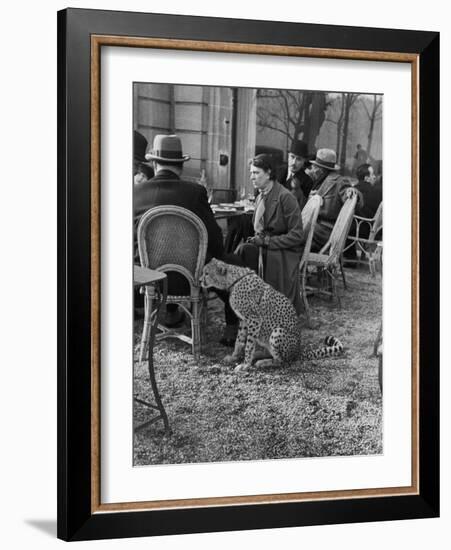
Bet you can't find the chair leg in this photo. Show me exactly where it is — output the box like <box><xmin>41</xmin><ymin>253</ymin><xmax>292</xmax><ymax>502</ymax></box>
<box><xmin>340</xmin><ymin>257</ymin><xmax>348</xmax><ymax>289</ymax></box>
<box><xmin>368</xmin><ymin>251</ymin><xmax>377</xmax><ymax>277</ymax></box>
<box><xmin>200</xmin><ymin>293</ymin><xmax>208</xmax><ymax>344</ymax></box>
<box><xmin>191</xmin><ymin>300</ymin><xmax>201</xmax><ymax>362</ymax></box>
<box><xmin>139</xmin><ymin>293</ymin><xmax>153</xmax><ymax>363</ymax></box>
<box><xmin>330</xmin><ymin>269</ymin><xmax>341</xmax><ymax>308</ymax></box>
<box><xmin>300</xmin><ymin>271</ymin><xmax>312</xmax><ymax>328</ymax></box>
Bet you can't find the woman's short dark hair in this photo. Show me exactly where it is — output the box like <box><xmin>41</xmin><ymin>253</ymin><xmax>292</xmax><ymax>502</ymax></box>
<box><xmin>250</xmin><ymin>153</ymin><xmax>275</xmax><ymax>179</ymax></box>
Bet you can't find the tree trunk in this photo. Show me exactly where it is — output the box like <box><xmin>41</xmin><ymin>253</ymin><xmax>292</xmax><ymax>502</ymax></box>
<box><xmin>339</xmin><ymin>93</ymin><xmax>359</xmax><ymax>174</ymax></box>
<box><xmin>336</xmin><ymin>121</ymin><xmax>342</xmax><ymax>160</ymax></box>
<box><xmin>367</xmin><ymin>116</ymin><xmax>375</xmax><ymax>157</ymax></box>
<box><xmin>335</xmin><ymin>96</ymin><xmax>345</xmax><ymax>160</ymax></box>
<box><xmin>307</xmin><ymin>92</ymin><xmax>327</xmax><ymax>151</ymax></box>
<box><xmin>366</xmin><ymin>95</ymin><xmax>381</xmax><ymax>157</ymax></box>
<box><xmin>339</xmin><ymin>95</ymin><xmax>352</xmax><ymax>173</ymax></box>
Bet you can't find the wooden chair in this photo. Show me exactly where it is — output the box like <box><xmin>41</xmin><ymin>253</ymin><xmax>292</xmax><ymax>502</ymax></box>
<box><xmin>137</xmin><ymin>206</ymin><xmax>208</xmax><ymax>362</ymax></box>
<box><xmin>305</xmin><ymin>192</ymin><xmax>358</xmax><ymax>307</ymax></box>
<box><xmin>299</xmin><ymin>194</ymin><xmax>322</xmax><ymax>327</ymax></box>
<box><xmin>373</xmin><ymin>323</ymin><xmax>383</xmax><ymax>393</ymax></box>
<box><xmin>344</xmin><ymin>202</ymin><xmax>383</xmax><ymax>277</ymax></box>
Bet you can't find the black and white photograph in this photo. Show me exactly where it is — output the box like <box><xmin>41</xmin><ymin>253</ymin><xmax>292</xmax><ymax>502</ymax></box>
<box><xmin>132</xmin><ymin>82</ymin><xmax>383</xmax><ymax>466</ymax></box>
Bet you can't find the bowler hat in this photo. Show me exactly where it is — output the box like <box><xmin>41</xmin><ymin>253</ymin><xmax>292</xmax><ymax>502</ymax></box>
<box><xmin>145</xmin><ymin>134</ymin><xmax>190</xmax><ymax>163</ymax></box>
<box><xmin>290</xmin><ymin>139</ymin><xmax>310</xmax><ymax>159</ymax></box>
<box><xmin>134</xmin><ymin>130</ymin><xmax>149</xmax><ymax>163</ymax></box>
<box><xmin>310</xmin><ymin>148</ymin><xmax>340</xmax><ymax>171</ymax></box>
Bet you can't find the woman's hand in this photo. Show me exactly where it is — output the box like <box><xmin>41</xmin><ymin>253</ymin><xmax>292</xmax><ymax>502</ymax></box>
<box><xmin>247</xmin><ymin>234</ymin><xmax>269</xmax><ymax>247</ymax></box>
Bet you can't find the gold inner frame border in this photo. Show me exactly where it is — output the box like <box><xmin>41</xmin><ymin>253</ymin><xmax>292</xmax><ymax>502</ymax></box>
<box><xmin>90</xmin><ymin>35</ymin><xmax>420</xmax><ymax>514</ymax></box>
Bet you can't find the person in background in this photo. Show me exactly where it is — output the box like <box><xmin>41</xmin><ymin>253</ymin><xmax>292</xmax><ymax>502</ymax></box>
<box><xmin>306</xmin><ymin>148</ymin><xmax>360</xmax><ymax>252</ymax></box>
<box><xmin>133</xmin><ymin>130</ymin><xmax>154</xmax><ymax>185</ymax></box>
<box><xmin>354</xmin><ymin>163</ymin><xmax>382</xmax><ymax>219</ymax></box>
<box><xmin>277</xmin><ymin>139</ymin><xmax>314</xmax><ymax>210</ymax></box>
<box><xmin>343</xmin><ymin>162</ymin><xmax>382</xmax><ymax>264</ymax></box>
<box><xmin>353</xmin><ymin>143</ymin><xmax>369</xmax><ymax>175</ymax></box>
<box><xmin>237</xmin><ymin>154</ymin><xmax>304</xmax><ymax>314</ymax></box>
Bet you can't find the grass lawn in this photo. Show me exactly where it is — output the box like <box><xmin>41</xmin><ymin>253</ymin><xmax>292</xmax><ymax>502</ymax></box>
<box><xmin>133</xmin><ymin>267</ymin><xmax>382</xmax><ymax>466</ymax></box>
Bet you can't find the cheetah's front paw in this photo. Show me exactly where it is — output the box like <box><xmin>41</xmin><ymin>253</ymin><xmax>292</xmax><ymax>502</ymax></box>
<box><xmin>234</xmin><ymin>363</ymin><xmax>251</xmax><ymax>373</ymax></box>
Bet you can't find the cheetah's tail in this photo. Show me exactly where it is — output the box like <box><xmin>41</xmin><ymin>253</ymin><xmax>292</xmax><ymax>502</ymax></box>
<box><xmin>300</xmin><ymin>335</ymin><xmax>344</xmax><ymax>360</ymax></box>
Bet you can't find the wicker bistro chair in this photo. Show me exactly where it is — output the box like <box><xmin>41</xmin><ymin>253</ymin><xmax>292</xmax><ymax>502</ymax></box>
<box><xmin>305</xmin><ymin>191</ymin><xmax>358</xmax><ymax>308</ymax></box>
<box><xmin>137</xmin><ymin>206</ymin><xmax>208</xmax><ymax>362</ymax></box>
<box><xmin>344</xmin><ymin>202</ymin><xmax>383</xmax><ymax>277</ymax></box>
<box><xmin>299</xmin><ymin>194</ymin><xmax>323</xmax><ymax>327</ymax></box>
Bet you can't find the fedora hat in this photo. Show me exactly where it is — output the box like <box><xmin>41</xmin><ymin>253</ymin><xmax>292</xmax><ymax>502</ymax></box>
<box><xmin>134</xmin><ymin>130</ymin><xmax>149</xmax><ymax>163</ymax></box>
<box><xmin>310</xmin><ymin>148</ymin><xmax>340</xmax><ymax>171</ymax></box>
<box><xmin>289</xmin><ymin>139</ymin><xmax>310</xmax><ymax>159</ymax></box>
<box><xmin>145</xmin><ymin>134</ymin><xmax>190</xmax><ymax>163</ymax></box>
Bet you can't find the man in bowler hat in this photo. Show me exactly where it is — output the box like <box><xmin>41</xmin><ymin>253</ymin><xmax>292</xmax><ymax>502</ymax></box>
<box><xmin>306</xmin><ymin>148</ymin><xmax>360</xmax><ymax>252</ymax></box>
<box><xmin>277</xmin><ymin>139</ymin><xmax>314</xmax><ymax>210</ymax></box>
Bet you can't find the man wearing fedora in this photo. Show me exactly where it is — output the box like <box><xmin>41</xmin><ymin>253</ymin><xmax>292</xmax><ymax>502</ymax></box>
<box><xmin>134</xmin><ymin>134</ymin><xmax>241</xmax><ymax>338</ymax></box>
<box><xmin>277</xmin><ymin>139</ymin><xmax>314</xmax><ymax>210</ymax></box>
<box><xmin>307</xmin><ymin>148</ymin><xmax>359</xmax><ymax>252</ymax></box>
<box><xmin>135</xmin><ymin>133</ymin><xmax>224</xmax><ymax>260</ymax></box>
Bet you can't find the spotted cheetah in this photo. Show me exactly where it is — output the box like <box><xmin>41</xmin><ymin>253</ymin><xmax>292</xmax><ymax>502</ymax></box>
<box><xmin>201</xmin><ymin>258</ymin><xmax>343</xmax><ymax>370</ymax></box>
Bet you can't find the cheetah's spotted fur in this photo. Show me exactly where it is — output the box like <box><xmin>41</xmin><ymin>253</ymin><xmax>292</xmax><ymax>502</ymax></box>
<box><xmin>201</xmin><ymin>258</ymin><xmax>343</xmax><ymax>370</ymax></box>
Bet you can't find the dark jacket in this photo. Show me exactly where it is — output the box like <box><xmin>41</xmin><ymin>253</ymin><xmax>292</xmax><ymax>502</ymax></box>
<box><xmin>134</xmin><ymin>170</ymin><xmax>224</xmax><ymax>294</ymax></box>
<box><xmin>257</xmin><ymin>182</ymin><xmax>304</xmax><ymax>314</ymax></box>
<box><xmin>354</xmin><ymin>180</ymin><xmax>382</xmax><ymax>219</ymax></box>
<box><xmin>277</xmin><ymin>165</ymin><xmax>314</xmax><ymax>210</ymax></box>
<box><xmin>311</xmin><ymin>172</ymin><xmax>358</xmax><ymax>252</ymax></box>
<box><xmin>134</xmin><ymin>170</ymin><xmax>224</xmax><ymax>261</ymax></box>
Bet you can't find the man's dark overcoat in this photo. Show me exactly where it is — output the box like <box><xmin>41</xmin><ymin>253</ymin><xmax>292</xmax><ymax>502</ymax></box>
<box><xmin>134</xmin><ymin>169</ymin><xmax>224</xmax><ymax>293</ymax></box>
<box><xmin>277</xmin><ymin>164</ymin><xmax>314</xmax><ymax>210</ymax></box>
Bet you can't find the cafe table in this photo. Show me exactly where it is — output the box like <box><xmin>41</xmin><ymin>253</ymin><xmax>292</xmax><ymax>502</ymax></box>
<box><xmin>133</xmin><ymin>265</ymin><xmax>170</xmax><ymax>434</ymax></box>
<box><xmin>212</xmin><ymin>203</ymin><xmax>255</xmax><ymax>253</ymax></box>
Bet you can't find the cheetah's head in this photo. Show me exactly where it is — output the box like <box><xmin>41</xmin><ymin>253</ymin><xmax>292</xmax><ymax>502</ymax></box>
<box><xmin>201</xmin><ymin>258</ymin><xmax>251</xmax><ymax>290</ymax></box>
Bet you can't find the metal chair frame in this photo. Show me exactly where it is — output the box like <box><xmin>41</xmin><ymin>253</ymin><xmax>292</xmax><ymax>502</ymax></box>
<box><xmin>344</xmin><ymin>202</ymin><xmax>383</xmax><ymax>277</ymax></box>
<box><xmin>305</xmin><ymin>192</ymin><xmax>358</xmax><ymax>308</ymax></box>
<box><xmin>299</xmin><ymin>194</ymin><xmax>322</xmax><ymax>327</ymax></box>
<box><xmin>137</xmin><ymin>205</ymin><xmax>208</xmax><ymax>362</ymax></box>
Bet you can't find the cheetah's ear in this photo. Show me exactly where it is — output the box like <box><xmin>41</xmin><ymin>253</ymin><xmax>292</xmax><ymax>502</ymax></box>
<box><xmin>218</xmin><ymin>263</ymin><xmax>227</xmax><ymax>276</ymax></box>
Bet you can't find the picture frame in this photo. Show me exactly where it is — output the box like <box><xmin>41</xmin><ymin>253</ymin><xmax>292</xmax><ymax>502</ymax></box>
<box><xmin>57</xmin><ymin>7</ymin><xmax>439</xmax><ymax>541</ymax></box>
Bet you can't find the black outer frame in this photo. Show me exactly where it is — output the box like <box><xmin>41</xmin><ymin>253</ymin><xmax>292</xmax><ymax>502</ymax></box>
<box><xmin>57</xmin><ymin>8</ymin><xmax>439</xmax><ymax>542</ymax></box>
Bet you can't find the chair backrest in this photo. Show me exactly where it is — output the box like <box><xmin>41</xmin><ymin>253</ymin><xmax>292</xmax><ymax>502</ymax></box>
<box><xmin>300</xmin><ymin>194</ymin><xmax>322</xmax><ymax>268</ymax></box>
<box><xmin>137</xmin><ymin>205</ymin><xmax>208</xmax><ymax>289</ymax></box>
<box><xmin>320</xmin><ymin>191</ymin><xmax>358</xmax><ymax>264</ymax></box>
<box><xmin>368</xmin><ymin>201</ymin><xmax>383</xmax><ymax>241</ymax></box>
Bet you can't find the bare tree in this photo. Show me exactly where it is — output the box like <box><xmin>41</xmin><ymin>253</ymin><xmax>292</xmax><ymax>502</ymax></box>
<box><xmin>256</xmin><ymin>90</ymin><xmax>329</xmax><ymax>153</ymax></box>
<box><xmin>325</xmin><ymin>94</ymin><xmax>346</xmax><ymax>159</ymax></box>
<box><xmin>360</xmin><ymin>94</ymin><xmax>383</xmax><ymax>157</ymax></box>
<box><xmin>325</xmin><ymin>93</ymin><xmax>359</xmax><ymax>167</ymax></box>
<box><xmin>339</xmin><ymin>93</ymin><xmax>360</xmax><ymax>173</ymax></box>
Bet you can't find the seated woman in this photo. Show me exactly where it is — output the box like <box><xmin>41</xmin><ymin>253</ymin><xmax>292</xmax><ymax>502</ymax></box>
<box><xmin>236</xmin><ymin>154</ymin><xmax>304</xmax><ymax>315</ymax></box>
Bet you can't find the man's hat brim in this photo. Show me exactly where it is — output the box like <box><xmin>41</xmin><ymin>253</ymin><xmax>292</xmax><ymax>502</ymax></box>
<box><xmin>311</xmin><ymin>159</ymin><xmax>340</xmax><ymax>171</ymax></box>
<box><xmin>145</xmin><ymin>153</ymin><xmax>191</xmax><ymax>163</ymax></box>
<box><xmin>134</xmin><ymin>154</ymin><xmax>147</xmax><ymax>163</ymax></box>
